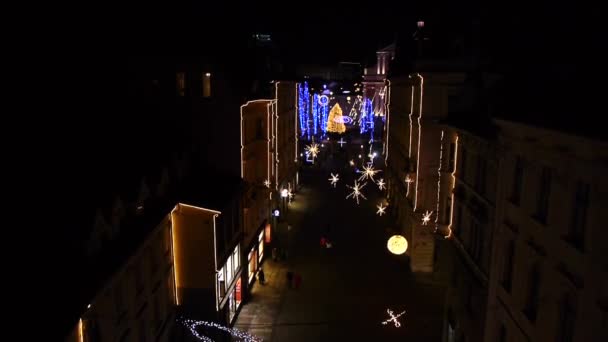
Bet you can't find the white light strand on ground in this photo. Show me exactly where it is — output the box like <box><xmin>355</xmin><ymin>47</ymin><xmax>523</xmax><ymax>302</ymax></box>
<box><xmin>422</xmin><ymin>210</ymin><xmax>433</xmax><ymax>225</ymax></box>
<box><xmin>382</xmin><ymin>309</ymin><xmax>406</xmax><ymax>328</ymax></box>
<box><xmin>182</xmin><ymin>319</ymin><xmax>262</xmax><ymax>342</ymax></box>
<box><xmin>328</xmin><ymin>173</ymin><xmax>340</xmax><ymax>188</ymax></box>
<box><xmin>377</xmin><ymin>203</ymin><xmax>387</xmax><ymax>216</ymax></box>
<box><xmin>377</xmin><ymin>178</ymin><xmax>386</xmax><ymax>191</ymax></box>
<box><xmin>346</xmin><ymin>181</ymin><xmax>367</xmax><ymax>204</ymax></box>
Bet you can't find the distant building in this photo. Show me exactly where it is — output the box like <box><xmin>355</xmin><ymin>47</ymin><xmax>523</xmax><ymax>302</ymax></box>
<box><xmin>363</xmin><ymin>43</ymin><xmax>395</xmax><ymax>116</ymax></box>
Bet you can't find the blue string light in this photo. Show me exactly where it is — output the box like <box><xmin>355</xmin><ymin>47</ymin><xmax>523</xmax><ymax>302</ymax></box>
<box><xmin>312</xmin><ymin>93</ymin><xmax>319</xmax><ymax>137</ymax></box>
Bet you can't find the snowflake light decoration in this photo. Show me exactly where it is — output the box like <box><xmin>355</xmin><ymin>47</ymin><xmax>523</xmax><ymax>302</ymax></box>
<box><xmin>328</xmin><ymin>173</ymin><xmax>339</xmax><ymax>188</ymax></box>
<box><xmin>263</xmin><ymin>179</ymin><xmax>270</xmax><ymax>188</ymax></box>
<box><xmin>358</xmin><ymin>164</ymin><xmax>381</xmax><ymax>182</ymax></box>
<box><xmin>346</xmin><ymin>181</ymin><xmax>367</xmax><ymax>204</ymax></box>
<box><xmin>377</xmin><ymin>178</ymin><xmax>386</xmax><ymax>190</ymax></box>
<box><xmin>182</xmin><ymin>319</ymin><xmax>261</xmax><ymax>342</ymax></box>
<box><xmin>382</xmin><ymin>309</ymin><xmax>406</xmax><ymax>328</ymax></box>
<box><xmin>422</xmin><ymin>210</ymin><xmax>433</xmax><ymax>225</ymax></box>
<box><xmin>305</xmin><ymin>143</ymin><xmax>320</xmax><ymax>159</ymax></box>
<box><xmin>338</xmin><ymin>137</ymin><xmax>347</xmax><ymax>147</ymax></box>
<box><xmin>377</xmin><ymin>203</ymin><xmax>387</xmax><ymax>216</ymax></box>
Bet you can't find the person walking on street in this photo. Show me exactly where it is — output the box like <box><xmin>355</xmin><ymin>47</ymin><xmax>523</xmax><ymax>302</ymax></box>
<box><xmin>258</xmin><ymin>268</ymin><xmax>265</xmax><ymax>285</ymax></box>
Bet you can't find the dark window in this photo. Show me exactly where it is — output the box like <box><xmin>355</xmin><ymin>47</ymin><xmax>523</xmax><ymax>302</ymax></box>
<box><xmin>524</xmin><ymin>264</ymin><xmax>541</xmax><ymax>322</ymax></box>
<box><xmin>568</xmin><ymin>181</ymin><xmax>589</xmax><ymax>250</ymax></box>
<box><xmin>448</xmin><ymin>143</ymin><xmax>456</xmax><ymax>172</ymax></box>
<box><xmin>536</xmin><ymin>167</ymin><xmax>551</xmax><ymax>224</ymax></box>
<box><xmin>255</xmin><ymin>119</ymin><xmax>264</xmax><ymax>139</ymax></box>
<box><xmin>511</xmin><ymin>157</ymin><xmax>523</xmax><ymax>205</ymax></box>
<box><xmin>460</xmin><ymin>147</ymin><xmax>467</xmax><ymax>180</ymax></box>
<box><xmin>556</xmin><ymin>293</ymin><xmax>576</xmax><ymax>342</ymax></box>
<box><xmin>501</xmin><ymin>240</ymin><xmax>515</xmax><ymax>292</ymax></box>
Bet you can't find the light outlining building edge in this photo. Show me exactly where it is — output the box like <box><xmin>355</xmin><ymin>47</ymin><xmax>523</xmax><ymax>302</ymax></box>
<box><xmin>414</xmin><ymin>73</ymin><xmax>423</xmax><ymax>211</ymax></box>
<box><xmin>435</xmin><ymin>130</ymin><xmax>444</xmax><ymax>232</ymax></box>
<box><xmin>212</xmin><ymin>213</ymin><xmax>220</xmax><ymax>311</ymax></box>
<box><xmin>275</xmin><ymin>82</ymin><xmax>280</xmax><ymax>190</ymax></box>
<box><xmin>445</xmin><ymin>134</ymin><xmax>459</xmax><ymax>239</ymax></box>
<box><xmin>240</xmin><ymin>99</ymin><xmax>275</xmax><ymax>178</ymax></box>
<box><xmin>384</xmin><ymin>80</ymin><xmax>391</xmax><ymax>163</ymax></box>
<box><xmin>170</xmin><ymin>206</ymin><xmax>180</xmax><ymax>305</ymax></box>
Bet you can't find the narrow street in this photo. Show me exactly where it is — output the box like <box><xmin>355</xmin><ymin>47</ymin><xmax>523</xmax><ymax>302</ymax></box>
<box><xmin>235</xmin><ymin>140</ymin><xmax>445</xmax><ymax>341</ymax></box>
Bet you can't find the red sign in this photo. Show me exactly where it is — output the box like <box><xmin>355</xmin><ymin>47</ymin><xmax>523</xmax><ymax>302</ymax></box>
<box><xmin>265</xmin><ymin>223</ymin><xmax>272</xmax><ymax>243</ymax></box>
<box><xmin>235</xmin><ymin>278</ymin><xmax>242</xmax><ymax>303</ymax></box>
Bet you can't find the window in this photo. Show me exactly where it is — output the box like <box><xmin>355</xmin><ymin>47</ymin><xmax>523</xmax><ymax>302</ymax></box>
<box><xmin>255</xmin><ymin>119</ymin><xmax>264</xmax><ymax>140</ymax></box>
<box><xmin>233</xmin><ymin>245</ymin><xmax>240</xmax><ymax>274</ymax></box>
<box><xmin>511</xmin><ymin>157</ymin><xmax>523</xmax><ymax>205</ymax></box>
<box><xmin>217</xmin><ymin>266</ymin><xmax>226</xmax><ymax>300</ymax></box>
<box><xmin>568</xmin><ymin>181</ymin><xmax>589</xmax><ymax>250</ymax></box>
<box><xmin>226</xmin><ymin>255</ymin><xmax>233</xmax><ymax>285</ymax></box>
<box><xmin>203</xmin><ymin>72</ymin><xmax>211</xmax><ymax>97</ymax></box>
<box><xmin>176</xmin><ymin>72</ymin><xmax>185</xmax><ymax>96</ymax></box>
<box><xmin>501</xmin><ymin>240</ymin><xmax>515</xmax><ymax>292</ymax></box>
<box><xmin>476</xmin><ymin>157</ymin><xmax>487</xmax><ymax>195</ymax></box>
<box><xmin>524</xmin><ymin>264</ymin><xmax>541</xmax><ymax>322</ymax></box>
<box><xmin>536</xmin><ymin>167</ymin><xmax>551</xmax><ymax>223</ymax></box>
<box><xmin>459</xmin><ymin>147</ymin><xmax>467</xmax><ymax>181</ymax></box>
<box><xmin>498</xmin><ymin>324</ymin><xmax>507</xmax><ymax>342</ymax></box>
<box><xmin>448</xmin><ymin>143</ymin><xmax>456</xmax><ymax>172</ymax></box>
<box><xmin>556</xmin><ymin>293</ymin><xmax>576</xmax><ymax>342</ymax></box>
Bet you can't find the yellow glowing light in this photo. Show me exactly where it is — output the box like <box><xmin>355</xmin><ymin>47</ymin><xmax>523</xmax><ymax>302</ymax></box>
<box><xmin>435</xmin><ymin>130</ymin><xmax>444</xmax><ymax>232</ymax></box>
<box><xmin>445</xmin><ymin>134</ymin><xmax>459</xmax><ymax>239</ymax></box>
<box><xmin>347</xmin><ymin>96</ymin><xmax>351</xmax><ymax>101</ymax></box>
<box><xmin>78</xmin><ymin>318</ymin><xmax>84</xmax><ymax>342</ymax></box>
<box><xmin>275</xmin><ymin>82</ymin><xmax>280</xmax><ymax>190</ymax></box>
<box><xmin>387</xmin><ymin>235</ymin><xmax>408</xmax><ymax>255</ymax></box>
<box><xmin>414</xmin><ymin>74</ymin><xmax>423</xmax><ymax>210</ymax></box>
<box><xmin>205</xmin><ymin>72</ymin><xmax>211</xmax><ymax>77</ymax></box>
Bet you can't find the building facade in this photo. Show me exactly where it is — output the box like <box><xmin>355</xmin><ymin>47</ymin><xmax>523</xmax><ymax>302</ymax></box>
<box><xmin>482</xmin><ymin>120</ymin><xmax>608</xmax><ymax>342</ymax></box>
<box><xmin>363</xmin><ymin>43</ymin><xmax>394</xmax><ymax>117</ymax></box>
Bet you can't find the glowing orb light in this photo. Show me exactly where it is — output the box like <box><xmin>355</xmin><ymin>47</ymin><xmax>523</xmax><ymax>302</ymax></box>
<box><xmin>387</xmin><ymin>235</ymin><xmax>408</xmax><ymax>255</ymax></box>
<box><xmin>319</xmin><ymin>95</ymin><xmax>329</xmax><ymax>106</ymax></box>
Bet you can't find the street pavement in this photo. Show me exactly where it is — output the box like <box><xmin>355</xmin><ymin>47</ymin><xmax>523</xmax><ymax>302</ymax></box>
<box><xmin>235</xmin><ymin>140</ymin><xmax>445</xmax><ymax>341</ymax></box>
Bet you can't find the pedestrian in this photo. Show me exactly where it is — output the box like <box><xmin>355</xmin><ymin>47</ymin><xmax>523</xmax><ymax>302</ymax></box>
<box><xmin>258</xmin><ymin>268</ymin><xmax>265</xmax><ymax>285</ymax></box>
<box><xmin>294</xmin><ymin>273</ymin><xmax>302</xmax><ymax>289</ymax></box>
<box><xmin>286</xmin><ymin>271</ymin><xmax>294</xmax><ymax>288</ymax></box>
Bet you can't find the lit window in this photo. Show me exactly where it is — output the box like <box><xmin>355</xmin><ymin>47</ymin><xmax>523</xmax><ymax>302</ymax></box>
<box><xmin>203</xmin><ymin>72</ymin><xmax>211</xmax><ymax>98</ymax></box>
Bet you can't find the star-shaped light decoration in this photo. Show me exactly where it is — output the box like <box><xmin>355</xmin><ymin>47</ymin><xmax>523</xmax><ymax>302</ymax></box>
<box><xmin>376</xmin><ymin>203</ymin><xmax>387</xmax><ymax>216</ymax></box>
<box><xmin>422</xmin><ymin>210</ymin><xmax>433</xmax><ymax>225</ymax></box>
<box><xmin>305</xmin><ymin>143</ymin><xmax>320</xmax><ymax>159</ymax></box>
<box><xmin>349</xmin><ymin>159</ymin><xmax>355</xmax><ymax>166</ymax></box>
<box><xmin>346</xmin><ymin>181</ymin><xmax>367</xmax><ymax>204</ymax></box>
<box><xmin>358</xmin><ymin>164</ymin><xmax>381</xmax><ymax>182</ymax></box>
<box><xmin>377</xmin><ymin>178</ymin><xmax>386</xmax><ymax>191</ymax></box>
<box><xmin>382</xmin><ymin>309</ymin><xmax>406</xmax><ymax>328</ymax></box>
<box><xmin>338</xmin><ymin>138</ymin><xmax>347</xmax><ymax>147</ymax></box>
<box><xmin>263</xmin><ymin>179</ymin><xmax>270</xmax><ymax>188</ymax></box>
<box><xmin>328</xmin><ymin>173</ymin><xmax>340</xmax><ymax>188</ymax></box>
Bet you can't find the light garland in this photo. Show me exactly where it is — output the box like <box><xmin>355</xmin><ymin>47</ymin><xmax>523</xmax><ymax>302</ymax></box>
<box><xmin>422</xmin><ymin>210</ymin><xmax>432</xmax><ymax>225</ymax></box>
<box><xmin>435</xmin><ymin>130</ymin><xmax>444</xmax><ymax>232</ymax></box>
<box><xmin>328</xmin><ymin>173</ymin><xmax>340</xmax><ymax>187</ymax></box>
<box><xmin>445</xmin><ymin>135</ymin><xmax>459</xmax><ymax>239</ymax></box>
<box><xmin>376</xmin><ymin>203</ymin><xmax>387</xmax><ymax>216</ymax></box>
<box><xmin>377</xmin><ymin>178</ymin><xmax>386</xmax><ymax>191</ymax></box>
<box><xmin>312</xmin><ymin>93</ymin><xmax>319</xmax><ymax>136</ymax></box>
<box><xmin>182</xmin><ymin>319</ymin><xmax>261</xmax><ymax>342</ymax></box>
<box><xmin>346</xmin><ymin>181</ymin><xmax>367</xmax><ymax>204</ymax></box>
<box><xmin>358</xmin><ymin>164</ymin><xmax>381</xmax><ymax>182</ymax></box>
<box><xmin>381</xmin><ymin>309</ymin><xmax>406</xmax><ymax>328</ymax></box>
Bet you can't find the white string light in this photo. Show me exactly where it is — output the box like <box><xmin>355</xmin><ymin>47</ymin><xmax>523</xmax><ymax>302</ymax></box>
<box><xmin>346</xmin><ymin>181</ymin><xmax>367</xmax><ymax>204</ymax></box>
<box><xmin>376</xmin><ymin>178</ymin><xmax>386</xmax><ymax>190</ymax></box>
<box><xmin>382</xmin><ymin>309</ymin><xmax>406</xmax><ymax>328</ymax></box>
<box><xmin>182</xmin><ymin>319</ymin><xmax>262</xmax><ymax>342</ymax></box>
<box><xmin>422</xmin><ymin>210</ymin><xmax>432</xmax><ymax>225</ymax></box>
<box><xmin>263</xmin><ymin>179</ymin><xmax>270</xmax><ymax>188</ymax></box>
<box><xmin>328</xmin><ymin>173</ymin><xmax>340</xmax><ymax>188</ymax></box>
<box><xmin>377</xmin><ymin>203</ymin><xmax>387</xmax><ymax>216</ymax></box>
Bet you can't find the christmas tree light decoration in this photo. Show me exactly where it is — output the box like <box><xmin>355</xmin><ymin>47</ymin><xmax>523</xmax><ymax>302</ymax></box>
<box><xmin>377</xmin><ymin>178</ymin><xmax>386</xmax><ymax>190</ymax></box>
<box><xmin>297</xmin><ymin>82</ymin><xmax>310</xmax><ymax>137</ymax></box>
<box><xmin>327</xmin><ymin>103</ymin><xmax>346</xmax><ymax>134</ymax></box>
<box><xmin>312</xmin><ymin>93</ymin><xmax>319</xmax><ymax>136</ymax></box>
<box><xmin>387</xmin><ymin>235</ymin><xmax>408</xmax><ymax>255</ymax></box>
<box><xmin>422</xmin><ymin>210</ymin><xmax>432</xmax><ymax>225</ymax></box>
<box><xmin>382</xmin><ymin>309</ymin><xmax>406</xmax><ymax>328</ymax></box>
<box><xmin>182</xmin><ymin>319</ymin><xmax>261</xmax><ymax>342</ymax></box>
<box><xmin>358</xmin><ymin>164</ymin><xmax>381</xmax><ymax>182</ymax></box>
<box><xmin>346</xmin><ymin>181</ymin><xmax>367</xmax><ymax>204</ymax></box>
<box><xmin>338</xmin><ymin>138</ymin><xmax>346</xmax><ymax>147</ymax></box>
<box><xmin>328</xmin><ymin>173</ymin><xmax>340</xmax><ymax>187</ymax></box>
<box><xmin>263</xmin><ymin>180</ymin><xmax>270</xmax><ymax>188</ymax></box>
<box><xmin>376</xmin><ymin>203</ymin><xmax>387</xmax><ymax>216</ymax></box>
